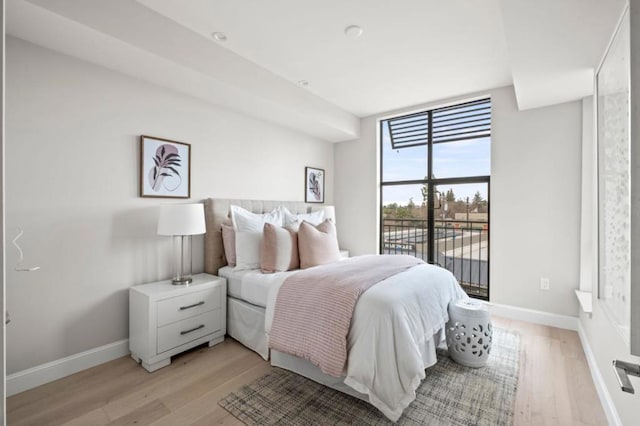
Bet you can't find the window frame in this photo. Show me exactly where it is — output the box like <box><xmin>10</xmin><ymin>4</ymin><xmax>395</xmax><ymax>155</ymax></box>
<box><xmin>378</xmin><ymin>99</ymin><xmax>491</xmax><ymax>300</ymax></box>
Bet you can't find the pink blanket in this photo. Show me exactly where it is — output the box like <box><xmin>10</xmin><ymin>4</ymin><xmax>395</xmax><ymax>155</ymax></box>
<box><xmin>268</xmin><ymin>255</ymin><xmax>425</xmax><ymax>376</ymax></box>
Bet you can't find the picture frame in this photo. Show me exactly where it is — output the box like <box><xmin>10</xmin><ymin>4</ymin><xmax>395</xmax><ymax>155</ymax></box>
<box><xmin>305</xmin><ymin>166</ymin><xmax>325</xmax><ymax>203</ymax></box>
<box><xmin>140</xmin><ymin>135</ymin><xmax>191</xmax><ymax>198</ymax></box>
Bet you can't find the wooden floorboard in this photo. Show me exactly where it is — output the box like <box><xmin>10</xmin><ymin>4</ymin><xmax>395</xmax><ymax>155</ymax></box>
<box><xmin>7</xmin><ymin>316</ymin><xmax>608</xmax><ymax>425</ymax></box>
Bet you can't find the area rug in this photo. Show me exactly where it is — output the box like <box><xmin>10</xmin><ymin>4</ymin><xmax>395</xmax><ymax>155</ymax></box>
<box><xmin>219</xmin><ymin>327</ymin><xmax>519</xmax><ymax>425</ymax></box>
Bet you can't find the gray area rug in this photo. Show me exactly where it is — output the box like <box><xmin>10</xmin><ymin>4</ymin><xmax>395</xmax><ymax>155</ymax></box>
<box><xmin>219</xmin><ymin>328</ymin><xmax>519</xmax><ymax>425</ymax></box>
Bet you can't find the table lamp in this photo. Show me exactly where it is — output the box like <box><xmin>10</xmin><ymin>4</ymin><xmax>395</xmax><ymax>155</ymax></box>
<box><xmin>157</xmin><ymin>203</ymin><xmax>206</xmax><ymax>284</ymax></box>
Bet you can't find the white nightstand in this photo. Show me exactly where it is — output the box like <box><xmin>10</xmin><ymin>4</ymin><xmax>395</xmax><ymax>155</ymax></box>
<box><xmin>129</xmin><ymin>273</ymin><xmax>227</xmax><ymax>372</ymax></box>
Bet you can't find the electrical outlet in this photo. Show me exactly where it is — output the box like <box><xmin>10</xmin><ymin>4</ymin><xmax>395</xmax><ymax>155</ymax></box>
<box><xmin>540</xmin><ymin>277</ymin><xmax>550</xmax><ymax>291</ymax></box>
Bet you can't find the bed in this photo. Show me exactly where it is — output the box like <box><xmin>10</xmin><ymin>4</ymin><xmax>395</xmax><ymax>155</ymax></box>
<box><xmin>203</xmin><ymin>198</ymin><xmax>467</xmax><ymax>421</ymax></box>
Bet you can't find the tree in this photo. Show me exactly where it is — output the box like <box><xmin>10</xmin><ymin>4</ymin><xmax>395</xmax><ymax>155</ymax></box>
<box><xmin>421</xmin><ymin>187</ymin><xmax>428</xmax><ymax>206</ymax></box>
<box><xmin>446</xmin><ymin>189</ymin><xmax>456</xmax><ymax>202</ymax></box>
<box><xmin>407</xmin><ymin>197</ymin><xmax>416</xmax><ymax>211</ymax></box>
<box><xmin>382</xmin><ymin>202</ymin><xmax>397</xmax><ymax>217</ymax></box>
<box><xmin>420</xmin><ymin>177</ymin><xmax>428</xmax><ymax>206</ymax></box>
<box><xmin>383</xmin><ymin>202</ymin><xmax>417</xmax><ymax>219</ymax></box>
<box><xmin>472</xmin><ymin>191</ymin><xmax>484</xmax><ymax>205</ymax></box>
<box><xmin>393</xmin><ymin>205</ymin><xmax>412</xmax><ymax>219</ymax></box>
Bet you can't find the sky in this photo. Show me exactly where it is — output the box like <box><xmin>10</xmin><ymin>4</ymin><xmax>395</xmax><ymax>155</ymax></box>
<box><xmin>381</xmin><ymin>120</ymin><xmax>490</xmax><ymax>205</ymax></box>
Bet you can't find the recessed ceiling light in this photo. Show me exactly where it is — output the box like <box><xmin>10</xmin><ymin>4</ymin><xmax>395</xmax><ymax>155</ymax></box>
<box><xmin>211</xmin><ymin>32</ymin><xmax>227</xmax><ymax>42</ymax></box>
<box><xmin>344</xmin><ymin>25</ymin><xmax>363</xmax><ymax>38</ymax></box>
<box><xmin>298</xmin><ymin>80</ymin><xmax>309</xmax><ymax>87</ymax></box>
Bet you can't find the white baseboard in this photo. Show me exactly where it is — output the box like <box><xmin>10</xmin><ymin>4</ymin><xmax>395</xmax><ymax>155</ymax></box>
<box><xmin>577</xmin><ymin>322</ymin><xmax>622</xmax><ymax>426</ymax></box>
<box><xmin>479</xmin><ymin>300</ymin><xmax>580</xmax><ymax>331</ymax></box>
<box><xmin>6</xmin><ymin>339</ymin><xmax>129</xmax><ymax>396</ymax></box>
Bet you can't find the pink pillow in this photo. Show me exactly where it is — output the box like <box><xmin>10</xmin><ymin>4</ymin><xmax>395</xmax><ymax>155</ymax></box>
<box><xmin>221</xmin><ymin>224</ymin><xmax>236</xmax><ymax>267</ymax></box>
<box><xmin>298</xmin><ymin>219</ymin><xmax>341</xmax><ymax>269</ymax></box>
<box><xmin>260</xmin><ymin>223</ymin><xmax>299</xmax><ymax>273</ymax></box>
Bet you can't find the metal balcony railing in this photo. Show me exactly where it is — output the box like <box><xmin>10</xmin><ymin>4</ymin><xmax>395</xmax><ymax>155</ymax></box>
<box><xmin>381</xmin><ymin>218</ymin><xmax>489</xmax><ymax>299</ymax></box>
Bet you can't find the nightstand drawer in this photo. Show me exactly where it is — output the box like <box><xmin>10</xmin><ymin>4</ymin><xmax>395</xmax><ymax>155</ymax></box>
<box><xmin>157</xmin><ymin>309</ymin><xmax>222</xmax><ymax>354</ymax></box>
<box><xmin>157</xmin><ymin>287</ymin><xmax>221</xmax><ymax>327</ymax></box>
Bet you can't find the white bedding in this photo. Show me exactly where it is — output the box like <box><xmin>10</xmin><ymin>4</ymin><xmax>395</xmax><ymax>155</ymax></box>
<box><xmin>218</xmin><ymin>266</ymin><xmax>298</xmax><ymax>307</ymax></box>
<box><xmin>227</xmin><ymin>297</ymin><xmax>270</xmax><ymax>359</ymax></box>
<box><xmin>265</xmin><ymin>261</ymin><xmax>467</xmax><ymax>421</ymax></box>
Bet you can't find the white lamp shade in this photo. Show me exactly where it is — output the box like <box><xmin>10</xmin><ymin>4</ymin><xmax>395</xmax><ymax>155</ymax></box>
<box><xmin>157</xmin><ymin>204</ymin><xmax>206</xmax><ymax>236</ymax></box>
<box><xmin>314</xmin><ymin>205</ymin><xmax>336</xmax><ymax>224</ymax></box>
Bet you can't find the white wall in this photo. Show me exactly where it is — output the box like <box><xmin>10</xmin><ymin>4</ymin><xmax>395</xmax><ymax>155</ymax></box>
<box><xmin>5</xmin><ymin>37</ymin><xmax>334</xmax><ymax>374</ymax></box>
<box><xmin>335</xmin><ymin>86</ymin><xmax>582</xmax><ymax>317</ymax></box>
<box><xmin>2</xmin><ymin>2</ymin><xmax>6</xmax><ymax>418</ymax></box>
<box><xmin>579</xmin><ymin>97</ymin><xmax>596</xmax><ymax>293</ymax></box>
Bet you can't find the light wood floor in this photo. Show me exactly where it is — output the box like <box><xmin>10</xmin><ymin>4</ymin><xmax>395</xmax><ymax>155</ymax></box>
<box><xmin>7</xmin><ymin>316</ymin><xmax>608</xmax><ymax>426</ymax></box>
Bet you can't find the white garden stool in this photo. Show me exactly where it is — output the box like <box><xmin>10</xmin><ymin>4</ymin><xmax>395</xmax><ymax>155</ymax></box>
<box><xmin>445</xmin><ymin>299</ymin><xmax>493</xmax><ymax>368</ymax></box>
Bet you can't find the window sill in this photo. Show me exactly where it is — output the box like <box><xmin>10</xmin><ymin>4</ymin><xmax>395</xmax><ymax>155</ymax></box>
<box><xmin>575</xmin><ymin>290</ymin><xmax>593</xmax><ymax>318</ymax></box>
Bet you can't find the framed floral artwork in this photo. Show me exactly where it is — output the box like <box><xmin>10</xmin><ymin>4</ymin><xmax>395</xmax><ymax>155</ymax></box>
<box><xmin>140</xmin><ymin>135</ymin><xmax>191</xmax><ymax>198</ymax></box>
<box><xmin>305</xmin><ymin>166</ymin><xmax>324</xmax><ymax>203</ymax></box>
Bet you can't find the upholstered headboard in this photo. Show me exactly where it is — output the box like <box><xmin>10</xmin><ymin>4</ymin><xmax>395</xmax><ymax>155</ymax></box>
<box><xmin>203</xmin><ymin>198</ymin><xmax>310</xmax><ymax>275</ymax></box>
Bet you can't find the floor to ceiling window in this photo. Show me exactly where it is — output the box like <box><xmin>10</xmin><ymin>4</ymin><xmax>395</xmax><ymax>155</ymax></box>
<box><xmin>380</xmin><ymin>98</ymin><xmax>491</xmax><ymax>299</ymax></box>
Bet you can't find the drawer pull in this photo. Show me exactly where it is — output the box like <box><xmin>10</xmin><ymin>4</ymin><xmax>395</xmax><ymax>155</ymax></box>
<box><xmin>180</xmin><ymin>324</ymin><xmax>205</xmax><ymax>335</ymax></box>
<box><xmin>179</xmin><ymin>301</ymin><xmax>205</xmax><ymax>311</ymax></box>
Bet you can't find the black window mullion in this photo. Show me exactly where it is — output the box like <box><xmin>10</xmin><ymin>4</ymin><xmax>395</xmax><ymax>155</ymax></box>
<box><xmin>379</xmin><ymin>119</ymin><xmax>384</xmax><ymax>254</ymax></box>
<box><xmin>427</xmin><ymin>110</ymin><xmax>434</xmax><ymax>264</ymax></box>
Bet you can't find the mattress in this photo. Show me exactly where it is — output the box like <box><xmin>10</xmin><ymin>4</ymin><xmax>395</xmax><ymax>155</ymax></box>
<box><xmin>218</xmin><ymin>266</ymin><xmax>298</xmax><ymax>308</ymax></box>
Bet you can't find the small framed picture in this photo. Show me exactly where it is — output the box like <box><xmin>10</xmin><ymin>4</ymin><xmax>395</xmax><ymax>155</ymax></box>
<box><xmin>305</xmin><ymin>167</ymin><xmax>325</xmax><ymax>203</ymax></box>
<box><xmin>140</xmin><ymin>135</ymin><xmax>191</xmax><ymax>198</ymax></box>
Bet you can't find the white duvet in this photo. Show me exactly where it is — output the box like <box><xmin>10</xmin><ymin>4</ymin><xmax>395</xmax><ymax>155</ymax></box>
<box><xmin>265</xmin><ymin>261</ymin><xmax>467</xmax><ymax>421</ymax></box>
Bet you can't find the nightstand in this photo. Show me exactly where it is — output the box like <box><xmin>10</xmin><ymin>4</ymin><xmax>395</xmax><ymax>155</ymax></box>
<box><xmin>129</xmin><ymin>273</ymin><xmax>226</xmax><ymax>372</ymax></box>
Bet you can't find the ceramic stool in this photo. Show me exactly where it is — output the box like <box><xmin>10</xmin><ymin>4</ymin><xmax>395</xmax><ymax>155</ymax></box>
<box><xmin>445</xmin><ymin>299</ymin><xmax>492</xmax><ymax>368</ymax></box>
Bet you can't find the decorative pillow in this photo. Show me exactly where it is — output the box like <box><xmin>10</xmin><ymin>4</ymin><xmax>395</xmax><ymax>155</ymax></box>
<box><xmin>260</xmin><ymin>223</ymin><xmax>299</xmax><ymax>273</ymax></box>
<box><xmin>298</xmin><ymin>219</ymin><xmax>341</xmax><ymax>269</ymax></box>
<box><xmin>230</xmin><ymin>205</ymin><xmax>285</xmax><ymax>270</ymax></box>
<box><xmin>221</xmin><ymin>224</ymin><xmax>236</xmax><ymax>266</ymax></box>
<box><xmin>282</xmin><ymin>207</ymin><xmax>325</xmax><ymax>231</ymax></box>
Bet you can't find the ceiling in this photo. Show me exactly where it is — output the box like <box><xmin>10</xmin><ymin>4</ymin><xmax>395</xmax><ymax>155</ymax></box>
<box><xmin>137</xmin><ymin>0</ymin><xmax>513</xmax><ymax>117</ymax></box>
<box><xmin>6</xmin><ymin>0</ymin><xmax>627</xmax><ymax>141</ymax></box>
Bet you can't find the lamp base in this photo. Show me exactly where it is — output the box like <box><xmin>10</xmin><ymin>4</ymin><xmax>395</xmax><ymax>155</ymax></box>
<box><xmin>172</xmin><ymin>277</ymin><xmax>193</xmax><ymax>285</ymax></box>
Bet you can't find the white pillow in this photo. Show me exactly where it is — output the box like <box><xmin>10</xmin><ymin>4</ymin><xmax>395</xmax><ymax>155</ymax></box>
<box><xmin>230</xmin><ymin>205</ymin><xmax>284</xmax><ymax>231</ymax></box>
<box><xmin>282</xmin><ymin>207</ymin><xmax>324</xmax><ymax>230</ymax></box>
<box><xmin>230</xmin><ymin>205</ymin><xmax>284</xmax><ymax>270</ymax></box>
<box><xmin>234</xmin><ymin>231</ymin><xmax>263</xmax><ymax>270</ymax></box>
